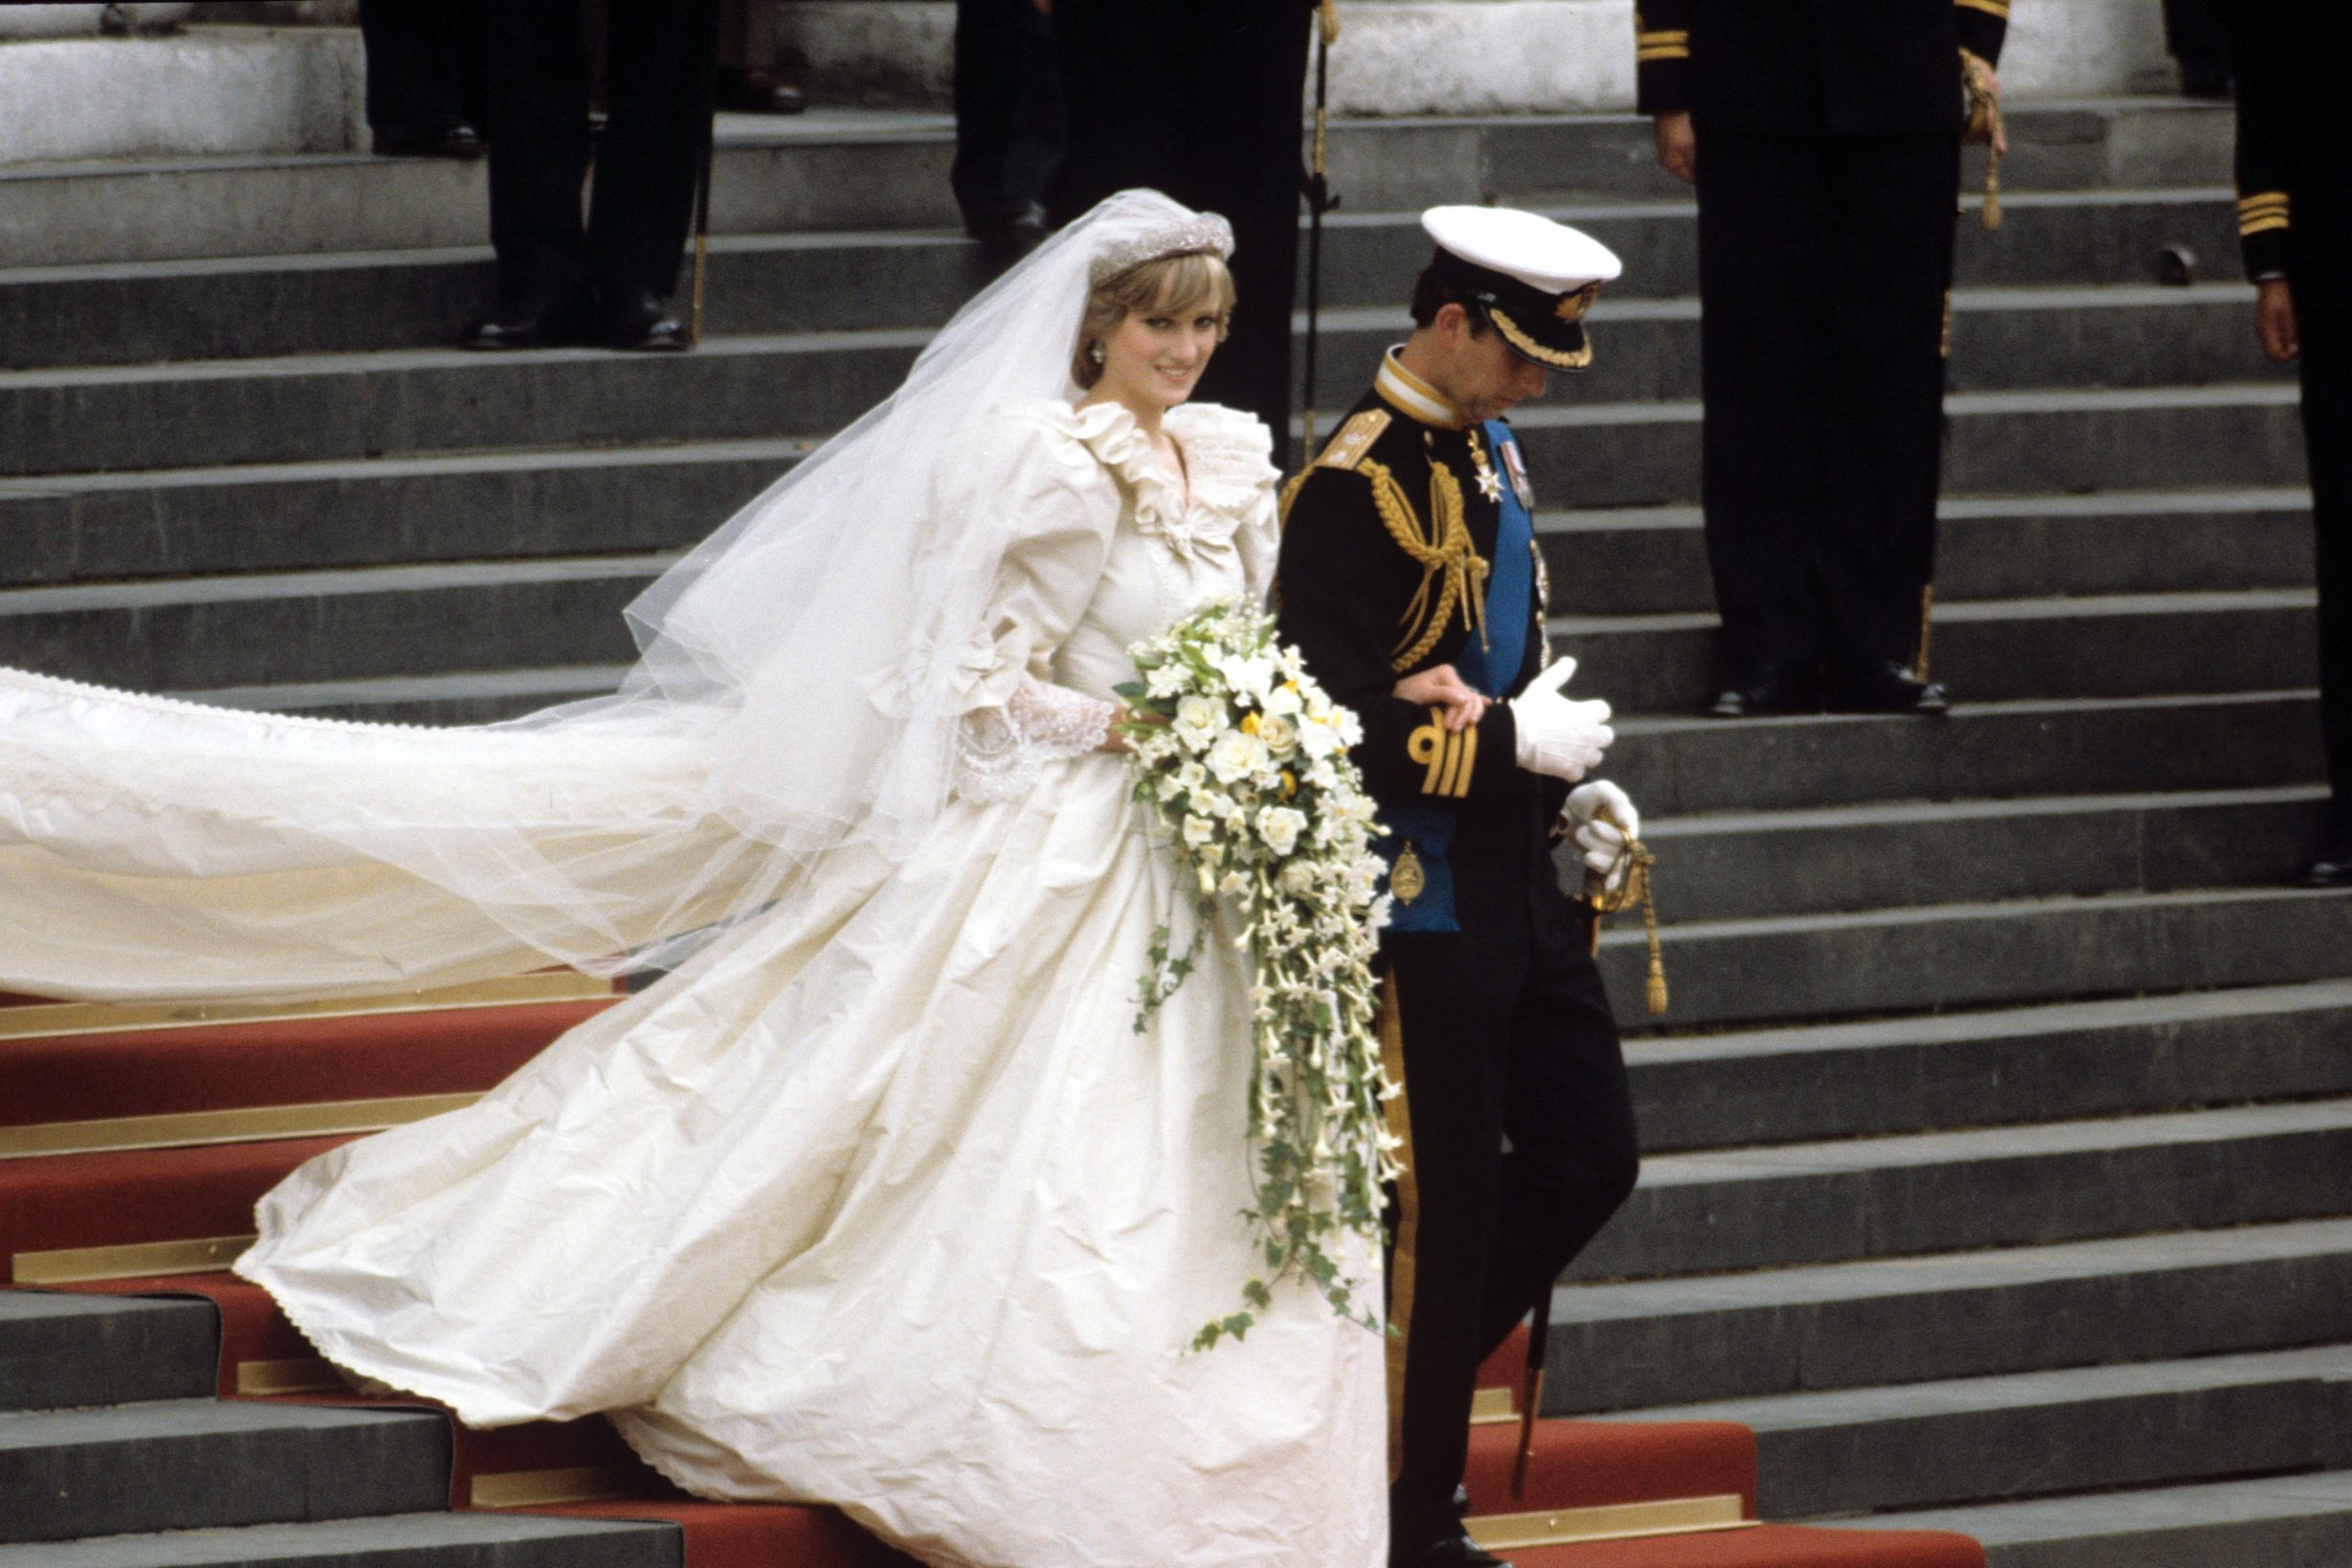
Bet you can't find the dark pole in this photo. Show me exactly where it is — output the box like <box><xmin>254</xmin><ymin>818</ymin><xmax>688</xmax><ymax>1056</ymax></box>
<box><xmin>1299</xmin><ymin>1</ymin><xmax>1339</xmax><ymax>454</ymax></box>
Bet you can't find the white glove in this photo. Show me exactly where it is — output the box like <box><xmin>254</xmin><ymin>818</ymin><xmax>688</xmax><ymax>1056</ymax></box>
<box><xmin>1509</xmin><ymin>657</ymin><xmax>1614</xmax><ymax>782</ymax></box>
<box><xmin>1563</xmin><ymin>780</ymin><xmax>1640</xmax><ymax>880</ymax></box>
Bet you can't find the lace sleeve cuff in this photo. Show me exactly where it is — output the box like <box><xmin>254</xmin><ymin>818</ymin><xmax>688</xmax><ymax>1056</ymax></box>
<box><xmin>952</xmin><ymin>679</ymin><xmax>1120</xmax><ymax>803</ymax></box>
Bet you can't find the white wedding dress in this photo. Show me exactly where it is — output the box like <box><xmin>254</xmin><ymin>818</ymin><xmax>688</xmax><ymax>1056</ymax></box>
<box><xmin>0</xmin><ymin>398</ymin><xmax>1386</xmax><ymax>1565</ymax></box>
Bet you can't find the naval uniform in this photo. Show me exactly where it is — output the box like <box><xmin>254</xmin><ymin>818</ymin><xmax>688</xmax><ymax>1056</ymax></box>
<box><xmin>1276</xmin><ymin>353</ymin><xmax>1640</xmax><ymax>1559</ymax></box>
<box><xmin>2233</xmin><ymin>0</ymin><xmax>2352</xmax><ymax>846</ymax></box>
<box><xmin>1635</xmin><ymin>0</ymin><xmax>2008</xmax><ymax>684</ymax></box>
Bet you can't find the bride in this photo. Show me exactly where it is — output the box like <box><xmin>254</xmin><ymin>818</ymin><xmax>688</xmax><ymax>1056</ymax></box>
<box><xmin>0</xmin><ymin>192</ymin><xmax>1385</xmax><ymax>1567</ymax></box>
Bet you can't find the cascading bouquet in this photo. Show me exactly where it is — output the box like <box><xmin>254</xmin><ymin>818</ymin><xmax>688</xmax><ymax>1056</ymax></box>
<box><xmin>1114</xmin><ymin>598</ymin><xmax>1400</xmax><ymax>1350</ymax></box>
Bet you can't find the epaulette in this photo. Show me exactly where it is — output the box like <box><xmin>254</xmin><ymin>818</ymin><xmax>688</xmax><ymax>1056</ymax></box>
<box><xmin>1312</xmin><ymin>409</ymin><xmax>1390</xmax><ymax>472</ymax></box>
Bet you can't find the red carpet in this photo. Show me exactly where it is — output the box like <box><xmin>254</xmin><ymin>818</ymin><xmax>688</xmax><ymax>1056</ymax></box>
<box><xmin>0</xmin><ymin>998</ymin><xmax>614</xmax><ymax>1127</ymax></box>
<box><xmin>6</xmin><ymin>995</ymin><xmax>1982</xmax><ymax>1568</ymax></box>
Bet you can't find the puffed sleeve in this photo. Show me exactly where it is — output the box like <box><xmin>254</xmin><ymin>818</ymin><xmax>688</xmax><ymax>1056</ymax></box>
<box><xmin>939</xmin><ymin>407</ymin><xmax>1130</xmax><ymax>801</ymax></box>
<box><xmin>1276</xmin><ymin>466</ymin><xmax>1525</xmax><ymax>804</ymax></box>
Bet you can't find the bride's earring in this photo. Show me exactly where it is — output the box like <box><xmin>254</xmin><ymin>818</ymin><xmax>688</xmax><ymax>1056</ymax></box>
<box><xmin>1087</xmin><ymin>341</ymin><xmax>1106</xmax><ymax>366</ymax></box>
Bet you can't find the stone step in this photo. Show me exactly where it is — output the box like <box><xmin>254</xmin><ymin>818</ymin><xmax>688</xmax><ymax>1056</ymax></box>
<box><xmin>0</xmin><ymin>1399</ymin><xmax>448</xmax><ymax>1545</ymax></box>
<box><xmin>1596</xmin><ymin>885</ymin><xmax>2352</xmax><ymax>1035</ymax></box>
<box><xmin>1544</xmin><ymin>488</ymin><xmax>2316</xmax><ymax>618</ymax></box>
<box><xmin>0</xmin><ymin>1291</ymin><xmax>215</xmax><ymax>1413</ymax></box>
<box><xmin>0</xmin><ymin>192</ymin><xmax>2262</xmax><ymax>374</ymax></box>
<box><xmin>1506</xmin><ymin>383</ymin><xmax>2308</xmax><ymax>513</ymax></box>
<box><xmin>1627</xmin><ymin>979</ymin><xmax>2352</xmax><ymax>1154</ymax></box>
<box><xmin>1610</xmin><ymin>1343</ymin><xmax>2352</xmax><ymax>1519</ymax></box>
<box><xmin>0</xmin><ymin>101</ymin><xmax>2231</xmax><ymax>270</ymax></box>
<box><xmin>0</xmin><ymin>1512</ymin><xmax>676</xmax><ymax>1568</ymax></box>
<box><xmin>1545</xmin><ymin>1218</ymin><xmax>2352</xmax><ymax>1415</ymax></box>
<box><xmin>0</xmin><ymin>292</ymin><xmax>2290</xmax><ymax>482</ymax></box>
<box><xmin>0</xmin><ymin>552</ymin><xmax>2319</xmax><ymax>709</ymax></box>
<box><xmin>1566</xmin><ymin>589</ymin><xmax>2318</xmax><ymax>717</ymax></box>
<box><xmin>1636</xmin><ymin>784</ymin><xmax>2335</xmax><ymax>924</ymax></box>
<box><xmin>1572</xmin><ymin>1095</ymin><xmax>2352</xmax><ymax>1282</ymax></box>
<box><xmin>1611</xmin><ymin>691</ymin><xmax>2327</xmax><ymax>818</ymax></box>
<box><xmin>1860</xmin><ymin>1471</ymin><xmax>2352</xmax><ymax>1568</ymax></box>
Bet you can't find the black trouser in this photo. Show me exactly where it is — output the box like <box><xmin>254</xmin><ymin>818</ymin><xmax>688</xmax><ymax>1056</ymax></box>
<box><xmin>1695</xmin><ymin>129</ymin><xmax>1960</xmax><ymax>674</ymax></box>
<box><xmin>952</xmin><ymin>0</ymin><xmax>1064</xmax><ymax>231</ymax></box>
<box><xmin>1380</xmin><ymin>830</ymin><xmax>1639</xmax><ymax>1558</ymax></box>
<box><xmin>357</xmin><ymin>0</ymin><xmax>479</xmax><ymax>135</ymax></box>
<box><xmin>2299</xmin><ymin>306</ymin><xmax>2352</xmax><ymax>837</ymax></box>
<box><xmin>477</xmin><ymin>0</ymin><xmax>720</xmax><ymax>308</ymax></box>
<box><xmin>2163</xmin><ymin>0</ymin><xmax>2232</xmax><ymax>72</ymax></box>
<box><xmin>1047</xmin><ymin>0</ymin><xmax>1313</xmax><ymax>457</ymax></box>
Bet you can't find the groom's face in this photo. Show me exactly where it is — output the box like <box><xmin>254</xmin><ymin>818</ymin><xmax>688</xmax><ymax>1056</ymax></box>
<box><xmin>1428</xmin><ymin>304</ymin><xmax>1549</xmax><ymax>423</ymax></box>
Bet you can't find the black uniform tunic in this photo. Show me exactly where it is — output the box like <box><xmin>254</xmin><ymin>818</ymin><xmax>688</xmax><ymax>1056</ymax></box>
<box><xmin>2234</xmin><ymin>0</ymin><xmax>2352</xmax><ymax>841</ymax></box>
<box><xmin>1635</xmin><ymin>0</ymin><xmax>2008</xmax><ymax>680</ymax></box>
<box><xmin>1275</xmin><ymin>370</ymin><xmax>1639</xmax><ymax>1557</ymax></box>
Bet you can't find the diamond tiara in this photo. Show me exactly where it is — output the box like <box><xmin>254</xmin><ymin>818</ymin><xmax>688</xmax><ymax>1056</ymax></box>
<box><xmin>1087</xmin><ymin>214</ymin><xmax>1237</xmax><ymax>286</ymax></box>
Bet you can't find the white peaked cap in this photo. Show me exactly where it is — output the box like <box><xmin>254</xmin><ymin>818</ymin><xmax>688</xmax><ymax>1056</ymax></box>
<box><xmin>1421</xmin><ymin>206</ymin><xmax>1624</xmax><ymax>295</ymax></box>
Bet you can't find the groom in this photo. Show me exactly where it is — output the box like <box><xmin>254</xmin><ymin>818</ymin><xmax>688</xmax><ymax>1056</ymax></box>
<box><xmin>1276</xmin><ymin>209</ymin><xmax>1643</xmax><ymax>1568</ymax></box>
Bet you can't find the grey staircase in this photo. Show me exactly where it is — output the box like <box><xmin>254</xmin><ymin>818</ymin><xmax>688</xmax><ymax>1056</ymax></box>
<box><xmin>2</xmin><ymin>86</ymin><xmax>2348</xmax><ymax>1566</ymax></box>
<box><xmin>0</xmin><ymin>1291</ymin><xmax>673</xmax><ymax>1565</ymax></box>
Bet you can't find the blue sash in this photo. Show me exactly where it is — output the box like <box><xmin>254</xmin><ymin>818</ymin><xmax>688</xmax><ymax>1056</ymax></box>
<box><xmin>1381</xmin><ymin>422</ymin><xmax>1536</xmax><ymax>936</ymax></box>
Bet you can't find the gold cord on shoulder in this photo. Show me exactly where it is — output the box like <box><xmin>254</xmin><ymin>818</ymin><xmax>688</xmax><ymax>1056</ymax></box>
<box><xmin>1361</xmin><ymin>458</ymin><xmax>1489</xmax><ymax>672</ymax></box>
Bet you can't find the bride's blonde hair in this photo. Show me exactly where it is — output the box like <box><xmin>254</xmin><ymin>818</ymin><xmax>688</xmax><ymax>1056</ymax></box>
<box><xmin>1073</xmin><ymin>252</ymin><xmax>1237</xmax><ymax>389</ymax></box>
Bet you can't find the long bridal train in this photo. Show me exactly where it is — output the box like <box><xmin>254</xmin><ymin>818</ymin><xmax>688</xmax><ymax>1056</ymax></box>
<box><xmin>0</xmin><ymin>193</ymin><xmax>1387</xmax><ymax>1568</ymax></box>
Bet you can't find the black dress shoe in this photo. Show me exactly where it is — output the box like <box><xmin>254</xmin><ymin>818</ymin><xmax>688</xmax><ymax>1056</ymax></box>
<box><xmin>596</xmin><ymin>287</ymin><xmax>691</xmax><ymax>352</ymax></box>
<box><xmin>370</xmin><ymin>123</ymin><xmax>485</xmax><ymax>159</ymax></box>
<box><xmin>458</xmin><ymin>295</ymin><xmax>593</xmax><ymax>350</ymax></box>
<box><xmin>1707</xmin><ymin>661</ymin><xmax>1822</xmax><ymax>719</ymax></box>
<box><xmin>1393</xmin><ymin>1533</ymin><xmax>1509</xmax><ymax>1568</ymax></box>
<box><xmin>1453</xmin><ymin>1484</ymin><xmax>1472</xmax><ymax>1518</ymax></box>
<box><xmin>717</xmin><ymin>66</ymin><xmax>807</xmax><ymax>115</ymax></box>
<box><xmin>1823</xmin><ymin>659</ymin><xmax>1950</xmax><ymax>715</ymax></box>
<box><xmin>2300</xmin><ymin>836</ymin><xmax>2352</xmax><ymax>888</ymax></box>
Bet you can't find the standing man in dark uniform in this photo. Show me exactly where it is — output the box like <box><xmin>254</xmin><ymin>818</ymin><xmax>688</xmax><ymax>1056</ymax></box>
<box><xmin>2233</xmin><ymin>0</ymin><xmax>2352</xmax><ymax>883</ymax></box>
<box><xmin>1636</xmin><ymin>0</ymin><xmax>2009</xmax><ymax>716</ymax></box>
<box><xmin>1278</xmin><ymin>209</ymin><xmax>1644</xmax><ymax>1568</ymax></box>
<box><xmin>1047</xmin><ymin>0</ymin><xmax>1316</xmax><ymax>457</ymax></box>
<box><xmin>460</xmin><ymin>0</ymin><xmax>723</xmax><ymax>351</ymax></box>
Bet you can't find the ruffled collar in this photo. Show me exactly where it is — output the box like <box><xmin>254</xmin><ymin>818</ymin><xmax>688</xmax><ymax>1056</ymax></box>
<box><xmin>1025</xmin><ymin>399</ymin><xmax>1278</xmax><ymax>562</ymax></box>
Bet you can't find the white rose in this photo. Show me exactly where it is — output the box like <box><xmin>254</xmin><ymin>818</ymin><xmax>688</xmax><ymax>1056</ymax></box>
<box><xmin>1218</xmin><ymin>653</ymin><xmax>1277</xmax><ymax>701</ymax></box>
<box><xmin>1208</xmin><ymin>729</ymin><xmax>1270</xmax><ymax>785</ymax></box>
<box><xmin>1173</xmin><ymin>694</ymin><xmax>1223</xmax><ymax>749</ymax></box>
<box><xmin>1256</xmin><ymin>714</ymin><xmax>1299</xmax><ymax>758</ymax></box>
<box><xmin>1256</xmin><ymin>805</ymin><xmax>1308</xmax><ymax>857</ymax></box>
<box><xmin>1279</xmin><ymin>861</ymin><xmax>1320</xmax><ymax>898</ymax></box>
<box><xmin>1264</xmin><ymin>683</ymin><xmax>1305</xmax><ymax>718</ymax></box>
<box><xmin>1298</xmin><ymin>718</ymin><xmax>1343</xmax><ymax>759</ymax></box>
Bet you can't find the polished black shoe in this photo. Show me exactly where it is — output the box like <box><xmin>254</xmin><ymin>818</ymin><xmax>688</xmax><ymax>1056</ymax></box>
<box><xmin>458</xmin><ymin>295</ymin><xmax>592</xmax><ymax>350</ymax></box>
<box><xmin>2299</xmin><ymin>836</ymin><xmax>2352</xmax><ymax>888</ymax></box>
<box><xmin>716</xmin><ymin>65</ymin><xmax>808</xmax><ymax>115</ymax></box>
<box><xmin>1453</xmin><ymin>1484</ymin><xmax>1472</xmax><ymax>1519</ymax></box>
<box><xmin>597</xmin><ymin>288</ymin><xmax>692</xmax><ymax>352</ymax></box>
<box><xmin>1393</xmin><ymin>1533</ymin><xmax>1509</xmax><ymax>1568</ymax></box>
<box><xmin>1823</xmin><ymin>659</ymin><xmax>1950</xmax><ymax>715</ymax></box>
<box><xmin>370</xmin><ymin>123</ymin><xmax>485</xmax><ymax>160</ymax></box>
<box><xmin>1707</xmin><ymin>661</ymin><xmax>1822</xmax><ymax>719</ymax></box>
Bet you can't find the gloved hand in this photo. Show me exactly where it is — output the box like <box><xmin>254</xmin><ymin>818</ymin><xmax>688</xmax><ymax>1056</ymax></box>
<box><xmin>1563</xmin><ymin>780</ymin><xmax>1640</xmax><ymax>883</ymax></box>
<box><xmin>1509</xmin><ymin>657</ymin><xmax>1614</xmax><ymax>782</ymax></box>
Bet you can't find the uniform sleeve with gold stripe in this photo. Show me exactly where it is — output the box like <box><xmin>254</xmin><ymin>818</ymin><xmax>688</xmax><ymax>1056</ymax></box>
<box><xmin>1954</xmin><ymin>0</ymin><xmax>2009</xmax><ymax>67</ymax></box>
<box><xmin>2229</xmin><ymin>0</ymin><xmax>2295</xmax><ymax>280</ymax></box>
<box><xmin>1632</xmin><ymin>0</ymin><xmax>1691</xmax><ymax>118</ymax></box>
<box><xmin>1276</xmin><ymin>466</ymin><xmax>1523</xmax><ymax>804</ymax></box>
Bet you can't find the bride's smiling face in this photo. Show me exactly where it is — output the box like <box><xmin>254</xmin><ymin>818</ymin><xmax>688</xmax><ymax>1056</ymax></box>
<box><xmin>1097</xmin><ymin>302</ymin><xmax>1224</xmax><ymax>411</ymax></box>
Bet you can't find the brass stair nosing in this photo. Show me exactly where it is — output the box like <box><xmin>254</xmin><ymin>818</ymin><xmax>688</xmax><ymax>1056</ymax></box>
<box><xmin>1466</xmin><ymin>1493</ymin><xmax>1755</xmax><ymax>1552</ymax></box>
<box><xmin>0</xmin><ymin>1090</ymin><xmax>483</xmax><ymax>1161</ymax></box>
<box><xmin>0</xmin><ymin>972</ymin><xmax>615</xmax><ymax>1042</ymax></box>
<box><xmin>12</xmin><ymin>1232</ymin><xmax>258</xmax><ymax>1286</ymax></box>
